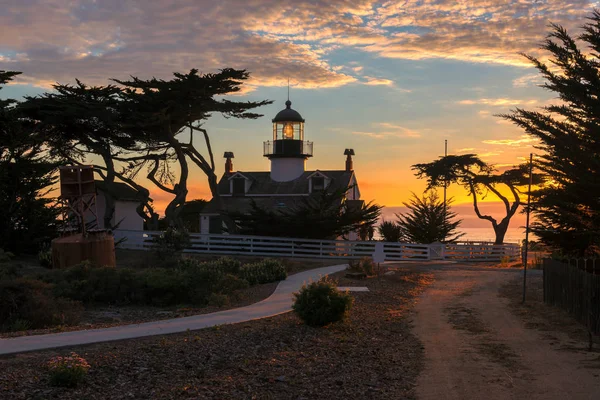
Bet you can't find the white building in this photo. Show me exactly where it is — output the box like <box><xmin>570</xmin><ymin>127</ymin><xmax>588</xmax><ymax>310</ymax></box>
<box><xmin>199</xmin><ymin>99</ymin><xmax>363</xmax><ymax>238</ymax></box>
<box><xmin>93</xmin><ymin>180</ymin><xmax>145</xmax><ymax>231</ymax></box>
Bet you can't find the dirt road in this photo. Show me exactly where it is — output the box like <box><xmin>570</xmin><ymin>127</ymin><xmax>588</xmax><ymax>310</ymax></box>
<box><xmin>411</xmin><ymin>266</ymin><xmax>600</xmax><ymax>400</ymax></box>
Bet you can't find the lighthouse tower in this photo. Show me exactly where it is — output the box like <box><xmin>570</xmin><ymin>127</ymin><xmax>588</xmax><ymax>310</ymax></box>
<box><xmin>263</xmin><ymin>100</ymin><xmax>313</xmax><ymax>182</ymax></box>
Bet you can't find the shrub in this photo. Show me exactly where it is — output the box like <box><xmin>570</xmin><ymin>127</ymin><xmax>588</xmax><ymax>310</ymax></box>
<box><xmin>44</xmin><ymin>263</ymin><xmax>141</xmax><ymax>305</ymax></box>
<box><xmin>38</xmin><ymin>244</ymin><xmax>53</xmax><ymax>268</ymax></box>
<box><xmin>208</xmin><ymin>293</ymin><xmax>229</xmax><ymax>307</ymax></box>
<box><xmin>215</xmin><ymin>273</ymin><xmax>249</xmax><ymax>295</ymax></box>
<box><xmin>377</xmin><ymin>220</ymin><xmax>402</xmax><ymax>242</ymax></box>
<box><xmin>0</xmin><ymin>249</ymin><xmax>15</xmax><ymax>263</ymax></box>
<box><xmin>293</xmin><ymin>276</ymin><xmax>353</xmax><ymax>327</ymax></box>
<box><xmin>0</xmin><ymin>278</ymin><xmax>83</xmax><ymax>331</ymax></box>
<box><xmin>153</xmin><ymin>227</ymin><xmax>191</xmax><ymax>260</ymax></box>
<box><xmin>211</xmin><ymin>257</ymin><xmax>242</xmax><ymax>274</ymax></box>
<box><xmin>48</xmin><ymin>352</ymin><xmax>90</xmax><ymax>388</ymax></box>
<box><xmin>239</xmin><ymin>259</ymin><xmax>287</xmax><ymax>285</ymax></box>
<box><xmin>348</xmin><ymin>257</ymin><xmax>375</xmax><ymax>276</ymax></box>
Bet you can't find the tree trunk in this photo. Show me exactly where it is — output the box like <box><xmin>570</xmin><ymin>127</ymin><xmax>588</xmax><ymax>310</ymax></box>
<box><xmin>164</xmin><ymin>141</ymin><xmax>189</xmax><ymax>229</ymax></box>
<box><xmin>100</xmin><ymin>152</ymin><xmax>117</xmax><ymax>230</ymax></box>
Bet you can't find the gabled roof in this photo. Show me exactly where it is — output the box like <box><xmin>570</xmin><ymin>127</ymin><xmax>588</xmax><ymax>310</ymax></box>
<box><xmin>217</xmin><ymin>170</ymin><xmax>354</xmax><ymax>196</ymax></box>
<box><xmin>203</xmin><ymin>169</ymin><xmax>357</xmax><ymax>214</ymax></box>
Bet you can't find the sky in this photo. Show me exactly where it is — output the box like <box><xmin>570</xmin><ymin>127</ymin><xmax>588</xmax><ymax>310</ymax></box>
<box><xmin>1</xmin><ymin>0</ymin><xmax>597</xmax><ymax>237</ymax></box>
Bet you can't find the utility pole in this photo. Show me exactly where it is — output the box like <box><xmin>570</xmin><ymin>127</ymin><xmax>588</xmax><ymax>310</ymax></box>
<box><xmin>522</xmin><ymin>153</ymin><xmax>533</xmax><ymax>304</ymax></box>
<box><xmin>443</xmin><ymin>140</ymin><xmax>448</xmax><ymax>240</ymax></box>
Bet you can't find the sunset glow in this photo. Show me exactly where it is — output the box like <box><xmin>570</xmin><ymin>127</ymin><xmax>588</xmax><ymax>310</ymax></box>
<box><xmin>1</xmin><ymin>0</ymin><xmax>590</xmax><ymax>235</ymax></box>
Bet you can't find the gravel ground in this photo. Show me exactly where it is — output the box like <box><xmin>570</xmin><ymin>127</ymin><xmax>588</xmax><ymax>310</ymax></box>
<box><xmin>0</xmin><ymin>268</ymin><xmax>432</xmax><ymax>400</ymax></box>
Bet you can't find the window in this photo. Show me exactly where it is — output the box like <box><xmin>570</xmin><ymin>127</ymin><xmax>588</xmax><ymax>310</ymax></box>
<box><xmin>232</xmin><ymin>178</ymin><xmax>246</xmax><ymax>195</ymax></box>
<box><xmin>312</xmin><ymin>177</ymin><xmax>325</xmax><ymax>192</ymax></box>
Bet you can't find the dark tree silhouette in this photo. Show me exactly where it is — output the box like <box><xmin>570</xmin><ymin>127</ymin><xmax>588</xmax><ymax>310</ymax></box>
<box><xmin>377</xmin><ymin>220</ymin><xmax>402</xmax><ymax>242</ymax></box>
<box><xmin>23</xmin><ymin>81</ymin><xmax>158</xmax><ymax>229</ymax></box>
<box><xmin>501</xmin><ymin>12</ymin><xmax>600</xmax><ymax>256</ymax></box>
<box><xmin>0</xmin><ymin>71</ymin><xmax>59</xmax><ymax>253</ymax></box>
<box><xmin>413</xmin><ymin>155</ymin><xmax>543</xmax><ymax>244</ymax></box>
<box><xmin>230</xmin><ymin>187</ymin><xmax>382</xmax><ymax>239</ymax></box>
<box><xmin>115</xmin><ymin>69</ymin><xmax>272</xmax><ymax>228</ymax></box>
<box><xmin>396</xmin><ymin>191</ymin><xmax>464</xmax><ymax>244</ymax></box>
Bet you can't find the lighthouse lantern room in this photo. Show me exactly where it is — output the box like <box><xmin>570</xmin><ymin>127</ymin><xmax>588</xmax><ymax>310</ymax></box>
<box><xmin>264</xmin><ymin>100</ymin><xmax>313</xmax><ymax>182</ymax></box>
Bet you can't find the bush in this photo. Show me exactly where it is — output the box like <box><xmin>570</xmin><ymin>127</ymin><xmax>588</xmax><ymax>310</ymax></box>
<box><xmin>292</xmin><ymin>276</ymin><xmax>353</xmax><ymax>327</ymax></box>
<box><xmin>239</xmin><ymin>259</ymin><xmax>287</xmax><ymax>285</ymax></box>
<box><xmin>0</xmin><ymin>278</ymin><xmax>83</xmax><ymax>331</ymax></box>
<box><xmin>38</xmin><ymin>245</ymin><xmax>53</xmax><ymax>268</ymax></box>
<box><xmin>0</xmin><ymin>248</ymin><xmax>15</xmax><ymax>263</ymax></box>
<box><xmin>378</xmin><ymin>220</ymin><xmax>402</xmax><ymax>242</ymax></box>
<box><xmin>153</xmin><ymin>227</ymin><xmax>191</xmax><ymax>260</ymax></box>
<box><xmin>208</xmin><ymin>293</ymin><xmax>229</xmax><ymax>307</ymax></box>
<box><xmin>48</xmin><ymin>352</ymin><xmax>90</xmax><ymax>388</ymax></box>
<box><xmin>348</xmin><ymin>257</ymin><xmax>375</xmax><ymax>276</ymax></box>
<box><xmin>44</xmin><ymin>263</ymin><xmax>141</xmax><ymax>305</ymax></box>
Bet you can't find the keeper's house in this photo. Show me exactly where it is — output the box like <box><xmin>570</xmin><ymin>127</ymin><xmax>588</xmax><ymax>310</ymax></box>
<box><xmin>199</xmin><ymin>99</ymin><xmax>363</xmax><ymax>238</ymax></box>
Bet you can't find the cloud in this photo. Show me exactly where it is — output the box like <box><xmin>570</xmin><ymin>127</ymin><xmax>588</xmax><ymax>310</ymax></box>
<box><xmin>513</xmin><ymin>73</ymin><xmax>544</xmax><ymax>88</ymax></box>
<box><xmin>352</xmin><ymin>122</ymin><xmax>421</xmax><ymax>139</ymax></box>
<box><xmin>0</xmin><ymin>0</ymin><xmax>595</xmax><ymax>92</ymax></box>
<box><xmin>458</xmin><ymin>98</ymin><xmax>538</xmax><ymax>106</ymax></box>
<box><xmin>362</xmin><ymin>76</ymin><xmax>395</xmax><ymax>86</ymax></box>
<box><xmin>483</xmin><ymin>135</ymin><xmax>538</xmax><ymax>147</ymax></box>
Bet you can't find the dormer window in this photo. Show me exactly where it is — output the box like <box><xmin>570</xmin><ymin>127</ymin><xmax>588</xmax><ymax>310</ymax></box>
<box><xmin>232</xmin><ymin>177</ymin><xmax>246</xmax><ymax>196</ymax></box>
<box><xmin>312</xmin><ymin>177</ymin><xmax>325</xmax><ymax>192</ymax></box>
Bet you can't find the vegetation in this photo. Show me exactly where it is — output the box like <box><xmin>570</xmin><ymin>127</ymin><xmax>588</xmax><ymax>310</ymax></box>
<box><xmin>115</xmin><ymin>69</ymin><xmax>272</xmax><ymax>228</ymax></box>
<box><xmin>293</xmin><ymin>276</ymin><xmax>353</xmax><ymax>327</ymax></box>
<box><xmin>0</xmin><ymin>277</ymin><xmax>83</xmax><ymax>331</ymax></box>
<box><xmin>0</xmin><ymin>71</ymin><xmax>60</xmax><ymax>254</ymax></box>
<box><xmin>348</xmin><ymin>257</ymin><xmax>376</xmax><ymax>277</ymax></box>
<box><xmin>231</xmin><ymin>187</ymin><xmax>382</xmax><ymax>239</ymax></box>
<box><xmin>413</xmin><ymin>155</ymin><xmax>543</xmax><ymax>244</ymax></box>
<box><xmin>378</xmin><ymin>220</ymin><xmax>402</xmax><ymax>242</ymax></box>
<box><xmin>501</xmin><ymin>13</ymin><xmax>600</xmax><ymax>256</ymax></box>
<box><xmin>0</xmin><ymin>257</ymin><xmax>286</xmax><ymax>332</ymax></box>
<box><xmin>152</xmin><ymin>227</ymin><xmax>191</xmax><ymax>260</ymax></box>
<box><xmin>23</xmin><ymin>81</ymin><xmax>157</xmax><ymax>230</ymax></box>
<box><xmin>47</xmin><ymin>353</ymin><xmax>91</xmax><ymax>388</ymax></box>
<box><xmin>396</xmin><ymin>191</ymin><xmax>464</xmax><ymax>244</ymax></box>
<box><xmin>239</xmin><ymin>259</ymin><xmax>287</xmax><ymax>285</ymax></box>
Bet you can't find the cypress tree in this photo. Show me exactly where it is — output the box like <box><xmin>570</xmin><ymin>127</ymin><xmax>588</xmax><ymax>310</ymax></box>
<box><xmin>502</xmin><ymin>12</ymin><xmax>600</xmax><ymax>256</ymax></box>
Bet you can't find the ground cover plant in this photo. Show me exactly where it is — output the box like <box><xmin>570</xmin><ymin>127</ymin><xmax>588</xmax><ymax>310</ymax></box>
<box><xmin>0</xmin><ymin>256</ymin><xmax>287</xmax><ymax>333</ymax></box>
<box><xmin>47</xmin><ymin>353</ymin><xmax>91</xmax><ymax>388</ymax></box>
<box><xmin>0</xmin><ymin>268</ymin><xmax>433</xmax><ymax>399</ymax></box>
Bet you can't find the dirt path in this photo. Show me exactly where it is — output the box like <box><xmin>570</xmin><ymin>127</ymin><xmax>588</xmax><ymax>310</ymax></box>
<box><xmin>413</xmin><ymin>267</ymin><xmax>600</xmax><ymax>400</ymax></box>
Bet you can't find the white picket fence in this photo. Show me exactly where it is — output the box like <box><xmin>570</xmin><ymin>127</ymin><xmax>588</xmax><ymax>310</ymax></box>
<box><xmin>113</xmin><ymin>230</ymin><xmax>520</xmax><ymax>262</ymax></box>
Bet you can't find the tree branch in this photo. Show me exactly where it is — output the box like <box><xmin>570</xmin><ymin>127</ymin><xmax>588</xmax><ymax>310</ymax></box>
<box><xmin>470</xmin><ymin>182</ymin><xmax>498</xmax><ymax>227</ymax></box>
<box><xmin>485</xmin><ymin>182</ymin><xmax>511</xmax><ymax>216</ymax></box>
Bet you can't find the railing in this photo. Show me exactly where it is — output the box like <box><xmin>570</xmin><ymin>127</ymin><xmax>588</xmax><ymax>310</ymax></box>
<box><xmin>263</xmin><ymin>140</ymin><xmax>313</xmax><ymax>157</ymax></box>
<box><xmin>543</xmin><ymin>259</ymin><xmax>600</xmax><ymax>335</ymax></box>
<box><xmin>113</xmin><ymin>230</ymin><xmax>520</xmax><ymax>262</ymax></box>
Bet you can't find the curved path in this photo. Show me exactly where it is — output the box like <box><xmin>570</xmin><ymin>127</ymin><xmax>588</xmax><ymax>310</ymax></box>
<box><xmin>0</xmin><ymin>264</ymin><xmax>347</xmax><ymax>356</ymax></box>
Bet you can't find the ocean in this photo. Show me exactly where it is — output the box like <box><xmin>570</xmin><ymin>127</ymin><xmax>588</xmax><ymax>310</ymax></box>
<box><xmin>459</xmin><ymin>227</ymin><xmax>525</xmax><ymax>244</ymax></box>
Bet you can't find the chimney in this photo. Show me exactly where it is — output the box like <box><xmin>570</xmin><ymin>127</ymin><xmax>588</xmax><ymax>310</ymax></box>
<box><xmin>224</xmin><ymin>151</ymin><xmax>234</xmax><ymax>174</ymax></box>
<box><xmin>344</xmin><ymin>149</ymin><xmax>355</xmax><ymax>172</ymax></box>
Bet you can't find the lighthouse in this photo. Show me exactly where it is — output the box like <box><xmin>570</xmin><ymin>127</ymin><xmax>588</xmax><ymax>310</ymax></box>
<box><xmin>263</xmin><ymin>99</ymin><xmax>313</xmax><ymax>182</ymax></box>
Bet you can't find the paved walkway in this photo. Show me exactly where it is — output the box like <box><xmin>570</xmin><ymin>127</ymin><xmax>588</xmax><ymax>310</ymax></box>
<box><xmin>0</xmin><ymin>264</ymin><xmax>347</xmax><ymax>355</ymax></box>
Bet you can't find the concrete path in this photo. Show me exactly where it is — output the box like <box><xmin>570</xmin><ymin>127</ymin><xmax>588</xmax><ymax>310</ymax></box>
<box><xmin>0</xmin><ymin>264</ymin><xmax>347</xmax><ymax>356</ymax></box>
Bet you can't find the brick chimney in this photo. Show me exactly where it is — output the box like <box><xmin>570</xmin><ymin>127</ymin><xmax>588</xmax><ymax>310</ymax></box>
<box><xmin>224</xmin><ymin>151</ymin><xmax>234</xmax><ymax>174</ymax></box>
<box><xmin>344</xmin><ymin>149</ymin><xmax>355</xmax><ymax>172</ymax></box>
